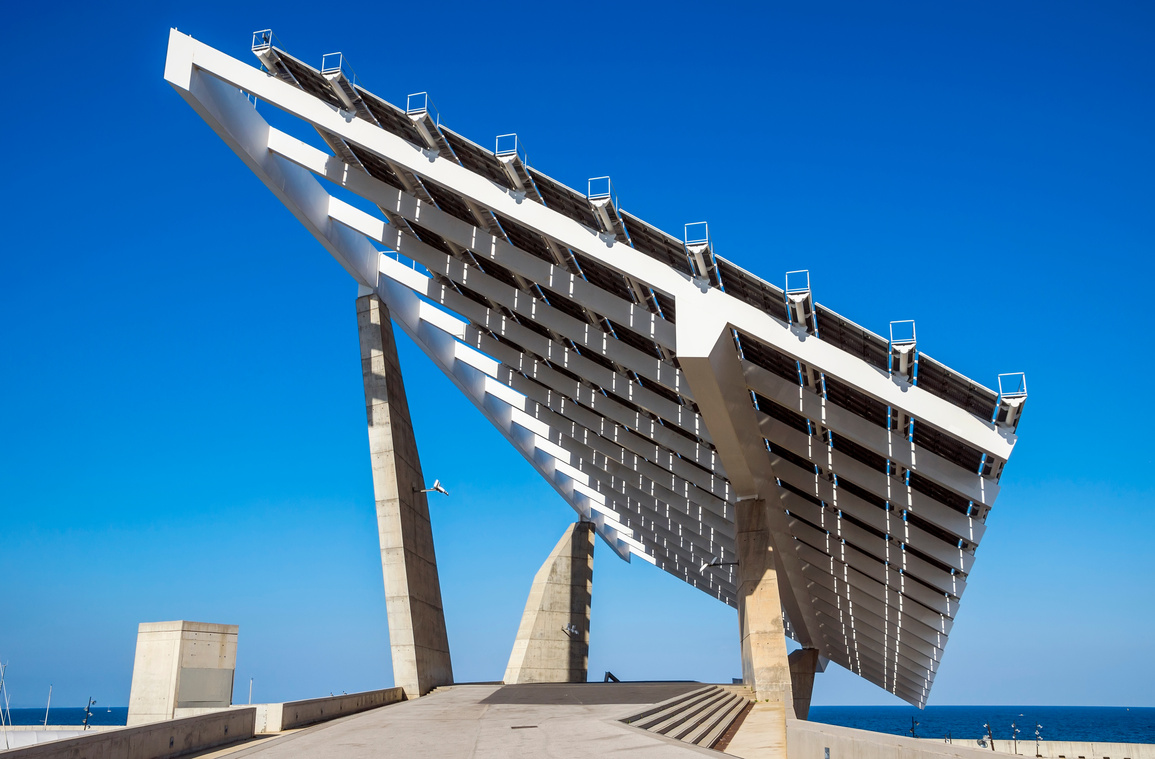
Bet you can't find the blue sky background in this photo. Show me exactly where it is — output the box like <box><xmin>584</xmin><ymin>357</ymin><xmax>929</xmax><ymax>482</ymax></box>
<box><xmin>2</xmin><ymin>1</ymin><xmax>1153</xmax><ymax>709</ymax></box>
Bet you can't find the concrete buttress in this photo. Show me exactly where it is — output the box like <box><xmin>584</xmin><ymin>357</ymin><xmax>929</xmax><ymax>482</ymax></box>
<box><xmin>735</xmin><ymin>498</ymin><xmax>794</xmax><ymax>712</ymax></box>
<box><xmin>504</xmin><ymin>521</ymin><xmax>594</xmax><ymax>684</ymax></box>
<box><xmin>788</xmin><ymin>648</ymin><xmax>820</xmax><ymax>720</ymax></box>
<box><xmin>357</xmin><ymin>292</ymin><xmax>453</xmax><ymax>698</ymax></box>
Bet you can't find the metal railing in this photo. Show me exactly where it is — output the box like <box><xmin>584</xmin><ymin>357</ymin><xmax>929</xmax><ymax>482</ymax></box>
<box><xmin>587</xmin><ymin>175</ymin><xmax>615</xmax><ymax>203</ymax></box>
<box><xmin>889</xmin><ymin>319</ymin><xmax>917</xmax><ymax>346</ymax></box>
<box><xmin>495</xmin><ymin>133</ymin><xmax>527</xmax><ymax>164</ymax></box>
<box><xmin>406</xmin><ymin>92</ymin><xmax>440</xmax><ymax>125</ymax></box>
<box><xmin>997</xmin><ymin>372</ymin><xmax>1028</xmax><ymax>398</ymax></box>
<box><xmin>785</xmin><ymin>269</ymin><xmax>811</xmax><ymax>295</ymax></box>
<box><xmin>251</xmin><ymin>29</ymin><xmax>279</xmax><ymax>52</ymax></box>
<box><xmin>321</xmin><ymin>52</ymin><xmax>357</xmax><ymax>85</ymax></box>
<box><xmin>684</xmin><ymin>221</ymin><xmax>710</xmax><ymax>248</ymax></box>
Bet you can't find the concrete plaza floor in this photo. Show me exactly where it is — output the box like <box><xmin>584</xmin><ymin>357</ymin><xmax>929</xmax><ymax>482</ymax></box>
<box><xmin>198</xmin><ymin>683</ymin><xmax>728</xmax><ymax>758</ymax></box>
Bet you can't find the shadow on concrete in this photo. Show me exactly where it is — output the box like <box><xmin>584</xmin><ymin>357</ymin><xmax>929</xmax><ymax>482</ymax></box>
<box><xmin>481</xmin><ymin>682</ymin><xmax>703</xmax><ymax>706</ymax></box>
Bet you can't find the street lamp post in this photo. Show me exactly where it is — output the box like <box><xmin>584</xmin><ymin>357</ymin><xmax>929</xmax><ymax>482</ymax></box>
<box><xmin>82</xmin><ymin>698</ymin><xmax>96</xmax><ymax>731</ymax></box>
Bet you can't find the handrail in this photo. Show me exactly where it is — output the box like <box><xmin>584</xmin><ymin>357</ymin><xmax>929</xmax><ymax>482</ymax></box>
<box><xmin>997</xmin><ymin>372</ymin><xmax>1028</xmax><ymax>398</ymax></box>
<box><xmin>785</xmin><ymin>269</ymin><xmax>811</xmax><ymax>295</ymax></box>
<box><xmin>406</xmin><ymin>92</ymin><xmax>440</xmax><ymax>126</ymax></box>
<box><xmin>889</xmin><ymin>319</ymin><xmax>917</xmax><ymax>346</ymax></box>
<box><xmin>251</xmin><ymin>29</ymin><xmax>278</xmax><ymax>52</ymax></box>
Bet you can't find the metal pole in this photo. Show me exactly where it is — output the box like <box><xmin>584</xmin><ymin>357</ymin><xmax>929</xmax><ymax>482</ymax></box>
<box><xmin>0</xmin><ymin>662</ymin><xmax>9</xmax><ymax>750</ymax></box>
<box><xmin>44</xmin><ymin>685</ymin><xmax>52</xmax><ymax>726</ymax></box>
<box><xmin>248</xmin><ymin>678</ymin><xmax>253</xmax><ymax>705</ymax></box>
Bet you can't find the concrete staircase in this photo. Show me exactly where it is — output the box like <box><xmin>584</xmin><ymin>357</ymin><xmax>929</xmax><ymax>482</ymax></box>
<box><xmin>621</xmin><ymin>684</ymin><xmax>753</xmax><ymax>750</ymax></box>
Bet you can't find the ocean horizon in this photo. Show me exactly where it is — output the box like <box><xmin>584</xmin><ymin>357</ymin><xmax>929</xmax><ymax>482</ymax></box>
<box><xmin>5</xmin><ymin>705</ymin><xmax>1153</xmax><ymax>744</ymax></box>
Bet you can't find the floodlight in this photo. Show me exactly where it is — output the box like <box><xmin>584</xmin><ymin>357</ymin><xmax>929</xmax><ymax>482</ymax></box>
<box><xmin>414</xmin><ymin>479</ymin><xmax>450</xmax><ymax>496</ymax></box>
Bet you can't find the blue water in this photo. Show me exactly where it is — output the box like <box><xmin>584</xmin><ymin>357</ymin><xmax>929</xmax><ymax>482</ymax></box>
<box><xmin>809</xmin><ymin>706</ymin><xmax>1155</xmax><ymax>745</ymax></box>
<box><xmin>7</xmin><ymin>707</ymin><xmax>129</xmax><ymax>727</ymax></box>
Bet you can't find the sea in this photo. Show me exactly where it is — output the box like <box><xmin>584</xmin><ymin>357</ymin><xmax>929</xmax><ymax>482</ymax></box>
<box><xmin>7</xmin><ymin>707</ymin><xmax>129</xmax><ymax>727</ymax></box>
<box><xmin>809</xmin><ymin>706</ymin><xmax>1155</xmax><ymax>744</ymax></box>
<box><xmin>5</xmin><ymin>705</ymin><xmax>1154</xmax><ymax>744</ymax></box>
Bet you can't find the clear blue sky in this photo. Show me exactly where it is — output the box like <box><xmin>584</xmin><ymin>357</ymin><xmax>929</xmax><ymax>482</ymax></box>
<box><xmin>2</xmin><ymin>0</ymin><xmax>1153</xmax><ymax>709</ymax></box>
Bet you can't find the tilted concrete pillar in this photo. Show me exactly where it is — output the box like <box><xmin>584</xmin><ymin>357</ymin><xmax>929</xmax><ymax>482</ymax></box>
<box><xmin>357</xmin><ymin>291</ymin><xmax>452</xmax><ymax>698</ymax></box>
<box><xmin>126</xmin><ymin>621</ymin><xmax>237</xmax><ymax>726</ymax></box>
<box><xmin>788</xmin><ymin>648</ymin><xmax>821</xmax><ymax>720</ymax></box>
<box><xmin>736</xmin><ymin>499</ymin><xmax>794</xmax><ymax>712</ymax></box>
<box><xmin>504</xmin><ymin>521</ymin><xmax>594</xmax><ymax>684</ymax></box>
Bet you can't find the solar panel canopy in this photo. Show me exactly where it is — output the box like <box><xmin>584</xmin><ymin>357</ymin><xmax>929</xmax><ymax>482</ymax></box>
<box><xmin>165</xmin><ymin>29</ymin><xmax>1028</xmax><ymax>708</ymax></box>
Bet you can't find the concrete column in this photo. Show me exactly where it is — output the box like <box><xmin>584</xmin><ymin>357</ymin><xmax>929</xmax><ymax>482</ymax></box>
<box><xmin>736</xmin><ymin>498</ymin><xmax>794</xmax><ymax>713</ymax></box>
<box><xmin>127</xmin><ymin>621</ymin><xmax>237</xmax><ymax>726</ymax></box>
<box><xmin>504</xmin><ymin>521</ymin><xmax>594</xmax><ymax>684</ymax></box>
<box><xmin>357</xmin><ymin>292</ymin><xmax>452</xmax><ymax>698</ymax></box>
<box><xmin>788</xmin><ymin>648</ymin><xmax>820</xmax><ymax>720</ymax></box>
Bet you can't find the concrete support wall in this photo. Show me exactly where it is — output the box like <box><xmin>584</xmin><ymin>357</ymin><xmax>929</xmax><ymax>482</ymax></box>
<box><xmin>943</xmin><ymin>740</ymin><xmax>1155</xmax><ymax>759</ymax></box>
<box><xmin>504</xmin><ymin>522</ymin><xmax>594</xmax><ymax>684</ymax></box>
<box><xmin>788</xmin><ymin>648</ymin><xmax>820</xmax><ymax>720</ymax></box>
<box><xmin>736</xmin><ymin>499</ymin><xmax>794</xmax><ymax>711</ymax></box>
<box><xmin>3</xmin><ymin>708</ymin><xmax>254</xmax><ymax>759</ymax></box>
<box><xmin>248</xmin><ymin>687</ymin><xmax>406</xmax><ymax>733</ymax></box>
<box><xmin>778</xmin><ymin>722</ymin><xmax>1155</xmax><ymax>759</ymax></box>
<box><xmin>127</xmin><ymin>622</ymin><xmax>238</xmax><ymax>726</ymax></box>
<box><xmin>357</xmin><ymin>292</ymin><xmax>453</xmax><ymax>698</ymax></box>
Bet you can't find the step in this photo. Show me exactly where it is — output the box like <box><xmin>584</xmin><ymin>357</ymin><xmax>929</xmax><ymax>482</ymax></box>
<box><xmin>635</xmin><ymin>687</ymin><xmax>723</xmax><ymax>732</ymax></box>
<box><xmin>673</xmin><ymin>692</ymin><xmax>740</xmax><ymax>742</ymax></box>
<box><xmin>718</xmin><ymin>684</ymin><xmax>753</xmax><ymax>698</ymax></box>
<box><xmin>648</xmin><ymin>688</ymin><xmax>732</xmax><ymax>736</ymax></box>
<box><xmin>694</xmin><ymin>692</ymin><xmax>752</xmax><ymax>747</ymax></box>
<box><xmin>626</xmin><ymin>686</ymin><xmax>717</xmax><ymax>729</ymax></box>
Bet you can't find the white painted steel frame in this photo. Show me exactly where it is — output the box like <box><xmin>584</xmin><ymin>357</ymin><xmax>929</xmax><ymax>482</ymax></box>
<box><xmin>164</xmin><ymin>30</ymin><xmax>1025</xmax><ymax>707</ymax></box>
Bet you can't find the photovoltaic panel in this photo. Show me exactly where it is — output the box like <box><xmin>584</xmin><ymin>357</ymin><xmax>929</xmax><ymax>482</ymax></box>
<box><xmin>357</xmin><ymin>90</ymin><xmax>427</xmax><ymax>146</ymax></box>
<box><xmin>716</xmin><ymin>258</ymin><xmax>790</xmax><ymax>323</ymax></box>
<box><xmin>527</xmin><ymin>169</ymin><xmax>600</xmax><ymax>230</ymax></box>
<box><xmin>916</xmin><ymin>354</ymin><xmax>999</xmax><ymax>421</ymax></box>
<box><xmin>440</xmin><ymin>129</ymin><xmax>511</xmax><ymax>188</ymax></box>
<box><xmin>620</xmin><ymin>212</ymin><xmax>694</xmax><ymax>276</ymax></box>
<box><xmin>492</xmin><ymin>212</ymin><xmax>556</xmax><ymax>264</ymax></box>
<box><xmin>815</xmin><ymin>305</ymin><xmax>890</xmax><ymax>372</ymax></box>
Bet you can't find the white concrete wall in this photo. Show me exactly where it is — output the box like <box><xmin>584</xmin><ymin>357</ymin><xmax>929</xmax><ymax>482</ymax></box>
<box><xmin>786</xmin><ymin>722</ymin><xmax>1155</xmax><ymax>759</ymax></box>
<box><xmin>270</xmin><ymin>687</ymin><xmax>406</xmax><ymax>731</ymax></box>
<box><xmin>171</xmin><ymin>687</ymin><xmax>406</xmax><ymax>734</ymax></box>
<box><xmin>789</xmin><ymin>720</ymin><xmax>1033</xmax><ymax>759</ymax></box>
<box><xmin>0</xmin><ymin>708</ymin><xmax>254</xmax><ymax>758</ymax></box>
<box><xmin>945</xmin><ymin>739</ymin><xmax>1155</xmax><ymax>759</ymax></box>
<box><xmin>1</xmin><ymin>728</ymin><xmax>118</xmax><ymax>751</ymax></box>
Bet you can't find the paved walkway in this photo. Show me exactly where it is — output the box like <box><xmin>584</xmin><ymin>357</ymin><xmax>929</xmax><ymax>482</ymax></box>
<box><xmin>203</xmin><ymin>684</ymin><xmax>727</xmax><ymax>759</ymax></box>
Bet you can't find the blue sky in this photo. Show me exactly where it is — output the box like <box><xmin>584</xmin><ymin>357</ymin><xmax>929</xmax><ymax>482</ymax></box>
<box><xmin>2</xmin><ymin>0</ymin><xmax>1153</xmax><ymax>709</ymax></box>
